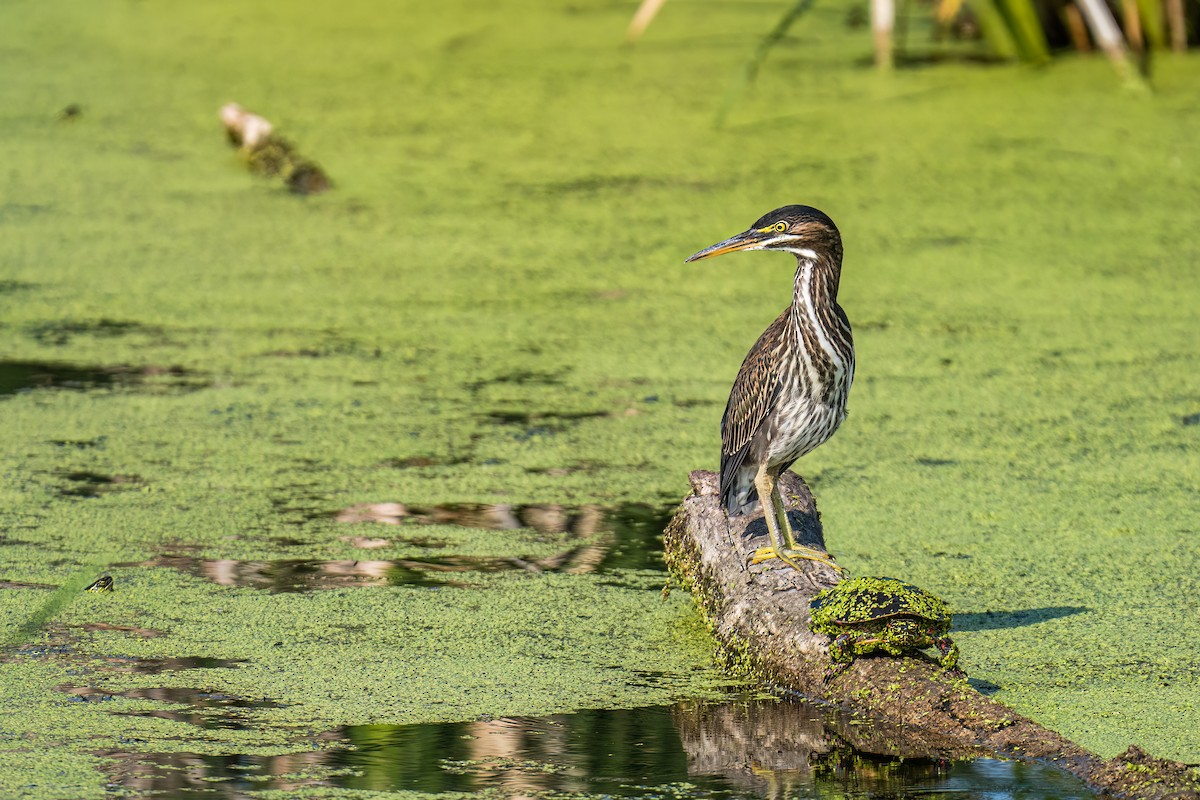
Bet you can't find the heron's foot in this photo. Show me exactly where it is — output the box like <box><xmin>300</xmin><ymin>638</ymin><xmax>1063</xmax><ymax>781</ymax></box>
<box><xmin>750</xmin><ymin>545</ymin><xmax>847</xmax><ymax>574</ymax></box>
<box><xmin>751</xmin><ymin>546</ymin><xmax>803</xmax><ymax>571</ymax></box>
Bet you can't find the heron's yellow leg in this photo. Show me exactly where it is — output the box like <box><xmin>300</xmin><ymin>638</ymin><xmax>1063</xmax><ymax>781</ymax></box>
<box><xmin>775</xmin><ymin>484</ymin><xmax>847</xmax><ymax>573</ymax></box>
<box><xmin>749</xmin><ymin>468</ymin><xmax>799</xmax><ymax>568</ymax></box>
<box><xmin>750</xmin><ymin>467</ymin><xmax>847</xmax><ymax>574</ymax></box>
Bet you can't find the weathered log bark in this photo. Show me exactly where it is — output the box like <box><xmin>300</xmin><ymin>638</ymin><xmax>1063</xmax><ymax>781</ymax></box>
<box><xmin>665</xmin><ymin>469</ymin><xmax>1200</xmax><ymax>800</ymax></box>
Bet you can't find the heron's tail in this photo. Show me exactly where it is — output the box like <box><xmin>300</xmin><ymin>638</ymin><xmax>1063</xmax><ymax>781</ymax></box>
<box><xmin>720</xmin><ymin>464</ymin><xmax>760</xmax><ymax>517</ymax></box>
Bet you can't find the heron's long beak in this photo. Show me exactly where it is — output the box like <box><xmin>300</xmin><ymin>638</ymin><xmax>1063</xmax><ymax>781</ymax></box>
<box><xmin>684</xmin><ymin>229</ymin><xmax>769</xmax><ymax>262</ymax></box>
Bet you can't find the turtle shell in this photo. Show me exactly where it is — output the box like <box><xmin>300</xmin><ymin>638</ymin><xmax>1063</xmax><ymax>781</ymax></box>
<box><xmin>810</xmin><ymin>576</ymin><xmax>952</xmax><ymax>627</ymax></box>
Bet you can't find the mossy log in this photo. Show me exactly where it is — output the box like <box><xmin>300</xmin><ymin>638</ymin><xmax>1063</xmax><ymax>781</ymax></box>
<box><xmin>664</xmin><ymin>469</ymin><xmax>1200</xmax><ymax>800</ymax></box>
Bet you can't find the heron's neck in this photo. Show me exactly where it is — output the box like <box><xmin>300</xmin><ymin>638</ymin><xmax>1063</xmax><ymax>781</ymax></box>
<box><xmin>790</xmin><ymin>250</ymin><xmax>841</xmax><ymax>314</ymax></box>
<box><xmin>788</xmin><ymin>250</ymin><xmax>852</xmax><ymax>392</ymax></box>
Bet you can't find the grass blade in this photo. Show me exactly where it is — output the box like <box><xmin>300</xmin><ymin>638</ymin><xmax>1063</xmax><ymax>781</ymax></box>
<box><xmin>4</xmin><ymin>564</ymin><xmax>111</xmax><ymax>647</ymax></box>
<box><xmin>714</xmin><ymin>0</ymin><xmax>818</xmax><ymax>127</ymax></box>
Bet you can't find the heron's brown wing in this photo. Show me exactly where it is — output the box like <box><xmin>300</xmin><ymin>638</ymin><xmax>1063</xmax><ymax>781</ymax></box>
<box><xmin>719</xmin><ymin>315</ymin><xmax>788</xmax><ymax>500</ymax></box>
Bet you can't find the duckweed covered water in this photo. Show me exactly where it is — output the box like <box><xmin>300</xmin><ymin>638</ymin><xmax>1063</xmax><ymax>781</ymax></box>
<box><xmin>2</xmin><ymin>0</ymin><xmax>1199</xmax><ymax>796</ymax></box>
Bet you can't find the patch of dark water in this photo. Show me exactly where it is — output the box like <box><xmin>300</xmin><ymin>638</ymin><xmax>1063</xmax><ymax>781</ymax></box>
<box><xmin>144</xmin><ymin>503</ymin><xmax>677</xmax><ymax>591</ymax></box>
<box><xmin>379</xmin><ymin>455</ymin><xmax>470</xmax><ymax>469</ymax></box>
<box><xmin>143</xmin><ymin>502</ymin><xmax>675</xmax><ymax>592</ymax></box>
<box><xmin>524</xmin><ymin>174</ymin><xmax>718</xmax><ymax>197</ymax></box>
<box><xmin>60</xmin><ymin>685</ymin><xmax>279</xmax><ymax>730</ymax></box>
<box><xmin>74</xmin><ymin>621</ymin><xmax>164</xmax><ymax>638</ymax></box>
<box><xmin>484</xmin><ymin>409</ymin><xmax>609</xmax><ymax>437</ymax></box>
<box><xmin>915</xmin><ymin>457</ymin><xmax>958</xmax><ymax>466</ymax></box>
<box><xmin>524</xmin><ymin>463</ymin><xmax>590</xmax><ymax>476</ymax></box>
<box><xmin>467</xmin><ymin>369</ymin><xmax>567</xmax><ymax>393</ymax></box>
<box><xmin>102</xmin><ymin>655</ymin><xmax>246</xmax><ymax>675</ymax></box>
<box><xmin>57</xmin><ymin>470</ymin><xmax>144</xmax><ymax>498</ymax></box>
<box><xmin>48</xmin><ymin>435</ymin><xmax>108</xmax><ymax>449</ymax></box>
<box><xmin>270</xmin><ymin>492</ymin><xmax>333</xmax><ymax>525</ymax></box>
<box><xmin>0</xmin><ymin>360</ymin><xmax>203</xmax><ymax>397</ymax></box>
<box><xmin>673</xmin><ymin>398</ymin><xmax>720</xmax><ymax>408</ymax></box>
<box><xmin>99</xmin><ymin>698</ymin><xmax>1100</xmax><ymax>799</ymax></box>
<box><xmin>26</xmin><ymin>318</ymin><xmax>156</xmax><ymax>346</ymax></box>
<box><xmin>0</xmin><ymin>579</ymin><xmax>56</xmax><ymax>589</ymax></box>
<box><xmin>8</xmin><ymin>630</ymin><xmax>243</xmax><ymax>675</ymax></box>
<box><xmin>7</xmin><ymin>643</ymin><xmax>74</xmax><ymax>661</ymax></box>
<box><xmin>1</xmin><ymin>361</ymin><xmax>123</xmax><ymax>395</ymax></box>
<box><xmin>969</xmin><ymin>677</ymin><xmax>1003</xmax><ymax>696</ymax></box>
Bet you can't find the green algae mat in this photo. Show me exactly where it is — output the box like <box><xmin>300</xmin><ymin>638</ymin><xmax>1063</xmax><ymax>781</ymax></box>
<box><xmin>2</xmin><ymin>0</ymin><xmax>1199</xmax><ymax>796</ymax></box>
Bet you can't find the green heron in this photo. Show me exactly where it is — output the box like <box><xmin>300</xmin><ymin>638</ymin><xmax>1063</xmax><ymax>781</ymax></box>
<box><xmin>686</xmin><ymin>205</ymin><xmax>853</xmax><ymax>573</ymax></box>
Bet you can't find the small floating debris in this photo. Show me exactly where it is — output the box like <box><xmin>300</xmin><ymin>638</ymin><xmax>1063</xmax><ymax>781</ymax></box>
<box><xmin>219</xmin><ymin>102</ymin><xmax>331</xmax><ymax>195</ymax></box>
<box><xmin>84</xmin><ymin>575</ymin><xmax>114</xmax><ymax>593</ymax></box>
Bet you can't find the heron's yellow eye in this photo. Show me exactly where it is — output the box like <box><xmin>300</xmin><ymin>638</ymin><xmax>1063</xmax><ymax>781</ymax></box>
<box><xmin>772</xmin><ymin>221</ymin><xmax>787</xmax><ymax>232</ymax></box>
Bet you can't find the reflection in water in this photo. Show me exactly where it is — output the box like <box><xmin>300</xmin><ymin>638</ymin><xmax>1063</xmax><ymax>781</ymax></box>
<box><xmin>149</xmin><ymin>503</ymin><xmax>675</xmax><ymax>592</ymax></box>
<box><xmin>61</xmin><ymin>685</ymin><xmax>279</xmax><ymax>731</ymax></box>
<box><xmin>335</xmin><ymin>500</ymin><xmax>672</xmax><ymax>572</ymax></box>
<box><xmin>145</xmin><ymin>555</ymin><xmax>468</xmax><ymax>592</ymax></box>
<box><xmin>101</xmin><ymin>698</ymin><xmax>1099</xmax><ymax>799</ymax></box>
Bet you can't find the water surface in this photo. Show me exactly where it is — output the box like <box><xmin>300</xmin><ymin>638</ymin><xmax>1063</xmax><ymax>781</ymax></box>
<box><xmin>103</xmin><ymin>699</ymin><xmax>1100</xmax><ymax>799</ymax></box>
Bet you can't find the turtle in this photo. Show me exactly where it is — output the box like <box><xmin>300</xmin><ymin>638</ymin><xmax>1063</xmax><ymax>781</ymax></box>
<box><xmin>809</xmin><ymin>576</ymin><xmax>960</xmax><ymax>678</ymax></box>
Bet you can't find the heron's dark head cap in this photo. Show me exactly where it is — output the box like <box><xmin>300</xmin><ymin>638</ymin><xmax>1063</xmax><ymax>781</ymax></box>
<box><xmin>685</xmin><ymin>205</ymin><xmax>841</xmax><ymax>263</ymax></box>
<box><xmin>751</xmin><ymin>205</ymin><xmax>839</xmax><ymax>237</ymax></box>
